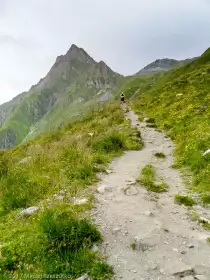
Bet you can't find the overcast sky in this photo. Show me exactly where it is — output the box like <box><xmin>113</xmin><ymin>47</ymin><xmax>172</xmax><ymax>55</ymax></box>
<box><xmin>0</xmin><ymin>0</ymin><xmax>210</xmax><ymax>104</ymax></box>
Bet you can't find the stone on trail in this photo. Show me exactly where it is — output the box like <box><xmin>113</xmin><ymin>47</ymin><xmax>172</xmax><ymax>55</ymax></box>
<box><xmin>182</xmin><ymin>276</ymin><xmax>194</xmax><ymax>280</ymax></box>
<box><xmin>97</xmin><ymin>185</ymin><xmax>112</xmax><ymax>194</ymax></box>
<box><xmin>199</xmin><ymin>217</ymin><xmax>210</xmax><ymax>225</ymax></box>
<box><xmin>125</xmin><ymin>186</ymin><xmax>139</xmax><ymax>196</ymax></box>
<box><xmin>126</xmin><ymin>179</ymin><xmax>136</xmax><ymax>186</ymax></box>
<box><xmin>163</xmin><ymin>261</ymin><xmax>194</xmax><ymax>277</ymax></box>
<box><xmin>133</xmin><ymin>235</ymin><xmax>156</xmax><ymax>252</ymax></box>
<box><xmin>195</xmin><ymin>275</ymin><xmax>207</xmax><ymax>280</ymax></box>
<box><xmin>112</xmin><ymin>227</ymin><xmax>121</xmax><ymax>234</ymax></box>
<box><xmin>105</xmin><ymin>169</ymin><xmax>113</xmax><ymax>174</ymax></box>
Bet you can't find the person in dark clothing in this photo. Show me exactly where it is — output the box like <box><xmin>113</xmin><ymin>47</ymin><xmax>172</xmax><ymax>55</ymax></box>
<box><xmin>120</xmin><ymin>92</ymin><xmax>125</xmax><ymax>104</ymax></box>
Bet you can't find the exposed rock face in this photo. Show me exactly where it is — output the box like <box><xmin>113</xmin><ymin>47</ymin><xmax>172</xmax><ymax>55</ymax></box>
<box><xmin>0</xmin><ymin>128</ymin><xmax>16</xmax><ymax>149</ymax></box>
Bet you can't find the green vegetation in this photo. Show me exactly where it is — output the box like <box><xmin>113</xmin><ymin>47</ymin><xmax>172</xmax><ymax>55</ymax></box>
<box><xmin>190</xmin><ymin>210</ymin><xmax>200</xmax><ymax>222</ymax></box>
<box><xmin>137</xmin><ymin>164</ymin><xmax>168</xmax><ymax>193</ymax></box>
<box><xmin>201</xmin><ymin>195</ymin><xmax>210</xmax><ymax>205</ymax></box>
<box><xmin>155</xmin><ymin>152</ymin><xmax>166</xmax><ymax>159</ymax></box>
<box><xmin>0</xmin><ymin>102</ymin><xmax>141</xmax><ymax>279</ymax></box>
<box><xmin>119</xmin><ymin>47</ymin><xmax>210</xmax><ymax>199</ymax></box>
<box><xmin>175</xmin><ymin>194</ymin><xmax>196</xmax><ymax>207</ymax></box>
<box><xmin>130</xmin><ymin>243</ymin><xmax>136</xmax><ymax>250</ymax></box>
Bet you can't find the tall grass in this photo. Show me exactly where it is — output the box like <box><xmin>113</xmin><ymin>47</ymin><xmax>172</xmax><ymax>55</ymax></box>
<box><xmin>0</xmin><ymin>102</ymin><xmax>142</xmax><ymax>278</ymax></box>
<box><xmin>137</xmin><ymin>164</ymin><xmax>168</xmax><ymax>193</ymax></box>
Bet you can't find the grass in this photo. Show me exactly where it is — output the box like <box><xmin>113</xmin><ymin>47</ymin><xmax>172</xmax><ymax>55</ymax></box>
<box><xmin>137</xmin><ymin>164</ymin><xmax>168</xmax><ymax>193</ymax></box>
<box><xmin>190</xmin><ymin>211</ymin><xmax>200</xmax><ymax>222</ymax></box>
<box><xmin>175</xmin><ymin>194</ymin><xmax>197</xmax><ymax>207</ymax></box>
<box><xmin>119</xmin><ymin>48</ymin><xmax>210</xmax><ymax>200</ymax></box>
<box><xmin>130</xmin><ymin>243</ymin><xmax>136</xmax><ymax>250</ymax></box>
<box><xmin>145</xmin><ymin>118</ymin><xmax>155</xmax><ymax>123</ymax></box>
<box><xmin>0</xmin><ymin>102</ymin><xmax>142</xmax><ymax>278</ymax></box>
<box><xmin>154</xmin><ymin>152</ymin><xmax>166</xmax><ymax>159</ymax></box>
<box><xmin>201</xmin><ymin>195</ymin><xmax>210</xmax><ymax>205</ymax></box>
<box><xmin>130</xmin><ymin>51</ymin><xmax>210</xmax><ymax>199</ymax></box>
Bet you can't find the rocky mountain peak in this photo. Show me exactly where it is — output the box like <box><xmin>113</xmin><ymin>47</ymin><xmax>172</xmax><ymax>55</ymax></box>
<box><xmin>65</xmin><ymin>44</ymin><xmax>95</xmax><ymax>64</ymax></box>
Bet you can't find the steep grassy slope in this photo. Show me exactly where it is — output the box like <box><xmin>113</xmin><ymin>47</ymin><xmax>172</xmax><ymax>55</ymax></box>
<box><xmin>0</xmin><ymin>102</ymin><xmax>142</xmax><ymax>279</ymax></box>
<box><xmin>121</xmin><ymin>48</ymin><xmax>210</xmax><ymax>201</ymax></box>
<box><xmin>0</xmin><ymin>45</ymin><xmax>123</xmax><ymax>148</ymax></box>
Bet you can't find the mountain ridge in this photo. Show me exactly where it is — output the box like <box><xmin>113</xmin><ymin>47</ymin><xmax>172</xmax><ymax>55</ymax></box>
<box><xmin>136</xmin><ymin>57</ymin><xmax>197</xmax><ymax>75</ymax></box>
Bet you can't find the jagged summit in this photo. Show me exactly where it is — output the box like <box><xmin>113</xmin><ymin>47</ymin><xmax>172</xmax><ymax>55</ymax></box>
<box><xmin>66</xmin><ymin>44</ymin><xmax>95</xmax><ymax>63</ymax></box>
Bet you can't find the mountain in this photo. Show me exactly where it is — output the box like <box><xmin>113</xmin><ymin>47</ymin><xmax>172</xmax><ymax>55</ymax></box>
<box><xmin>136</xmin><ymin>57</ymin><xmax>196</xmax><ymax>75</ymax></box>
<box><xmin>0</xmin><ymin>44</ymin><xmax>123</xmax><ymax>148</ymax></box>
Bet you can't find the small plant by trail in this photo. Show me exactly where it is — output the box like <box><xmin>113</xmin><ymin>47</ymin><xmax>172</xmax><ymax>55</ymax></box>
<box><xmin>175</xmin><ymin>194</ymin><xmax>196</xmax><ymax>207</ymax></box>
<box><xmin>155</xmin><ymin>152</ymin><xmax>166</xmax><ymax>159</ymax></box>
<box><xmin>137</xmin><ymin>164</ymin><xmax>168</xmax><ymax>193</ymax></box>
<box><xmin>201</xmin><ymin>195</ymin><xmax>210</xmax><ymax>205</ymax></box>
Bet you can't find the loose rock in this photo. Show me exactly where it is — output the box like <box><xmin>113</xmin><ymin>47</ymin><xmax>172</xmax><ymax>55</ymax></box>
<box><xmin>133</xmin><ymin>236</ymin><xmax>155</xmax><ymax>252</ymax></box>
<box><xmin>19</xmin><ymin>206</ymin><xmax>39</xmax><ymax>216</ymax></box>
<box><xmin>105</xmin><ymin>169</ymin><xmax>113</xmax><ymax>174</ymax></box>
<box><xmin>76</xmin><ymin>274</ymin><xmax>90</xmax><ymax>280</ymax></box>
<box><xmin>91</xmin><ymin>244</ymin><xmax>100</xmax><ymax>252</ymax></box>
<box><xmin>73</xmin><ymin>198</ymin><xmax>88</xmax><ymax>205</ymax></box>
<box><xmin>112</xmin><ymin>227</ymin><xmax>121</xmax><ymax>234</ymax></box>
<box><xmin>97</xmin><ymin>185</ymin><xmax>113</xmax><ymax>194</ymax></box>
<box><xmin>199</xmin><ymin>217</ymin><xmax>210</xmax><ymax>224</ymax></box>
<box><xmin>19</xmin><ymin>156</ymin><xmax>32</xmax><ymax>165</ymax></box>
<box><xmin>195</xmin><ymin>275</ymin><xmax>207</xmax><ymax>280</ymax></box>
<box><xmin>182</xmin><ymin>276</ymin><xmax>194</xmax><ymax>280</ymax></box>
<box><xmin>170</xmin><ymin>263</ymin><xmax>194</xmax><ymax>277</ymax></box>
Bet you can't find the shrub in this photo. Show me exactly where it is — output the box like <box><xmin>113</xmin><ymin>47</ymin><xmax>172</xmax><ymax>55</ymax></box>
<box><xmin>175</xmin><ymin>194</ymin><xmax>196</xmax><ymax>207</ymax></box>
<box><xmin>137</xmin><ymin>164</ymin><xmax>168</xmax><ymax>193</ymax></box>
<box><xmin>39</xmin><ymin>209</ymin><xmax>102</xmax><ymax>251</ymax></box>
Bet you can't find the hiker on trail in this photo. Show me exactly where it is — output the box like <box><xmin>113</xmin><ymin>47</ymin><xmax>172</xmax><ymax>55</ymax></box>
<box><xmin>120</xmin><ymin>92</ymin><xmax>125</xmax><ymax>104</ymax></box>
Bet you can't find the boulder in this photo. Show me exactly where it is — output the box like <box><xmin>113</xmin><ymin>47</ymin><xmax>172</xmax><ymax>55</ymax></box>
<box><xmin>76</xmin><ymin>274</ymin><xmax>90</xmax><ymax>280</ymax></box>
<box><xmin>19</xmin><ymin>206</ymin><xmax>39</xmax><ymax>216</ymax></box>
<box><xmin>73</xmin><ymin>198</ymin><xmax>88</xmax><ymax>205</ymax></box>
<box><xmin>19</xmin><ymin>156</ymin><xmax>32</xmax><ymax>165</ymax></box>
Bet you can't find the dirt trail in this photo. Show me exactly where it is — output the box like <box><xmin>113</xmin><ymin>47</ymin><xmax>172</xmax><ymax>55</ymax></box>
<box><xmin>92</xmin><ymin>108</ymin><xmax>210</xmax><ymax>280</ymax></box>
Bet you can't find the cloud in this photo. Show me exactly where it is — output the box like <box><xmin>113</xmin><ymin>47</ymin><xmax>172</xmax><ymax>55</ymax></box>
<box><xmin>0</xmin><ymin>0</ymin><xmax>210</xmax><ymax>104</ymax></box>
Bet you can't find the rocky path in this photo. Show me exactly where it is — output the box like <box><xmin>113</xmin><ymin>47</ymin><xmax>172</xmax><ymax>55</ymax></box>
<box><xmin>92</xmin><ymin>108</ymin><xmax>210</xmax><ymax>280</ymax></box>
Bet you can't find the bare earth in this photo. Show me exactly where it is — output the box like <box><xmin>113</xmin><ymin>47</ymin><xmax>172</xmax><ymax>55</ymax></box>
<box><xmin>92</xmin><ymin>108</ymin><xmax>210</xmax><ymax>280</ymax></box>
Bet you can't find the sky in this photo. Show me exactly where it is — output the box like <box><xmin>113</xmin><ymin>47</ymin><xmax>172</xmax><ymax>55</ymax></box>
<box><xmin>0</xmin><ymin>0</ymin><xmax>210</xmax><ymax>104</ymax></box>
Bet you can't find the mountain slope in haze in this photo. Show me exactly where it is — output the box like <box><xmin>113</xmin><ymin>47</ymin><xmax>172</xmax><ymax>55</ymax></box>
<box><xmin>136</xmin><ymin>57</ymin><xmax>196</xmax><ymax>75</ymax></box>
<box><xmin>123</xmin><ymin>47</ymin><xmax>210</xmax><ymax>200</ymax></box>
<box><xmin>0</xmin><ymin>44</ymin><xmax>123</xmax><ymax>148</ymax></box>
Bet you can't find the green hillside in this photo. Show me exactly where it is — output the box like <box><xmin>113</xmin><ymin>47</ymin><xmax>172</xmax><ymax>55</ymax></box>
<box><xmin>120</xmin><ymin>48</ymin><xmax>210</xmax><ymax>201</ymax></box>
<box><xmin>0</xmin><ymin>102</ymin><xmax>142</xmax><ymax>279</ymax></box>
